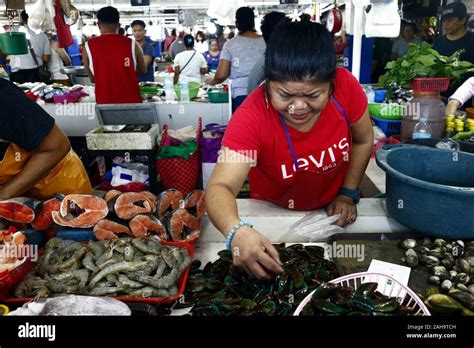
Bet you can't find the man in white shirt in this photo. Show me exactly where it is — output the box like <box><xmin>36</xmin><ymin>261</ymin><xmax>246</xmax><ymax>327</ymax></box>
<box><xmin>9</xmin><ymin>11</ymin><xmax>51</xmax><ymax>83</ymax></box>
<box><xmin>173</xmin><ymin>34</ymin><xmax>208</xmax><ymax>84</ymax></box>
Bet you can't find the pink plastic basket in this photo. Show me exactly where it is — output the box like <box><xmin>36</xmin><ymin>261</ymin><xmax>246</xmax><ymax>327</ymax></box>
<box><xmin>293</xmin><ymin>272</ymin><xmax>431</xmax><ymax>316</ymax></box>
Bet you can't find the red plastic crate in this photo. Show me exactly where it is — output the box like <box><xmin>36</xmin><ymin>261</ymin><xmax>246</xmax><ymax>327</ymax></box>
<box><xmin>409</xmin><ymin>78</ymin><xmax>449</xmax><ymax>93</ymax></box>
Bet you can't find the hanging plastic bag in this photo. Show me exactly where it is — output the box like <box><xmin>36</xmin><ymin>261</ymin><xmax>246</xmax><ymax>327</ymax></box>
<box><xmin>289</xmin><ymin>211</ymin><xmax>345</xmax><ymax>242</ymax></box>
<box><xmin>365</xmin><ymin>0</ymin><xmax>400</xmax><ymax>38</ymax></box>
<box><xmin>28</xmin><ymin>0</ymin><xmax>47</xmax><ymax>31</ymax></box>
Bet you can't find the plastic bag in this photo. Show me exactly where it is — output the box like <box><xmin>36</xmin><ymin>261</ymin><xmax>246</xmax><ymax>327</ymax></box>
<box><xmin>290</xmin><ymin>211</ymin><xmax>345</xmax><ymax>242</ymax></box>
<box><xmin>109</xmin><ymin>162</ymin><xmax>149</xmax><ymax>187</ymax></box>
<box><xmin>8</xmin><ymin>295</ymin><xmax>131</xmax><ymax>316</ymax></box>
<box><xmin>365</xmin><ymin>0</ymin><xmax>400</xmax><ymax>38</ymax></box>
<box><xmin>28</xmin><ymin>0</ymin><xmax>47</xmax><ymax>31</ymax></box>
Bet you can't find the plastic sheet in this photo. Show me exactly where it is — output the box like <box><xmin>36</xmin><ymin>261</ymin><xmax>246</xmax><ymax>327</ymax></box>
<box><xmin>290</xmin><ymin>212</ymin><xmax>345</xmax><ymax>242</ymax></box>
<box><xmin>8</xmin><ymin>295</ymin><xmax>131</xmax><ymax>316</ymax></box>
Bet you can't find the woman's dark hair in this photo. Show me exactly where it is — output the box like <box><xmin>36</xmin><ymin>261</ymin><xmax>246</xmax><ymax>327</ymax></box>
<box><xmin>183</xmin><ymin>34</ymin><xmax>195</xmax><ymax>48</ymax></box>
<box><xmin>97</xmin><ymin>6</ymin><xmax>120</xmax><ymax>25</ymax></box>
<box><xmin>260</xmin><ymin>11</ymin><xmax>286</xmax><ymax>43</ymax></box>
<box><xmin>196</xmin><ymin>31</ymin><xmax>206</xmax><ymax>42</ymax></box>
<box><xmin>265</xmin><ymin>16</ymin><xmax>336</xmax><ymax>83</ymax></box>
<box><xmin>171</xmin><ymin>29</ymin><xmax>177</xmax><ymax>36</ymax></box>
<box><xmin>235</xmin><ymin>7</ymin><xmax>255</xmax><ymax>33</ymax></box>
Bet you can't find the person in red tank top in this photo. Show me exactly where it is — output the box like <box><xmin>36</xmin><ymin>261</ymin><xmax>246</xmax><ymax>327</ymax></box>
<box><xmin>206</xmin><ymin>15</ymin><xmax>374</xmax><ymax>280</ymax></box>
<box><xmin>82</xmin><ymin>6</ymin><xmax>146</xmax><ymax>104</ymax></box>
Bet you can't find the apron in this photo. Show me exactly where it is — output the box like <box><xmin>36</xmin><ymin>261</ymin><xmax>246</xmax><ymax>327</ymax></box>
<box><xmin>0</xmin><ymin>143</ymin><xmax>93</xmax><ymax>200</ymax></box>
<box><xmin>253</xmin><ymin>98</ymin><xmax>352</xmax><ymax>211</ymax></box>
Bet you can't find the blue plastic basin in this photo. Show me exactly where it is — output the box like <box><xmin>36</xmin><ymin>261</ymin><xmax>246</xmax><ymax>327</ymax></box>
<box><xmin>376</xmin><ymin>144</ymin><xmax>474</xmax><ymax>239</ymax></box>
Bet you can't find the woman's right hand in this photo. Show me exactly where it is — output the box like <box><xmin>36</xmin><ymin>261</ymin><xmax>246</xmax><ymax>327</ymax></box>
<box><xmin>230</xmin><ymin>227</ymin><xmax>284</xmax><ymax>280</ymax></box>
<box><xmin>445</xmin><ymin>99</ymin><xmax>460</xmax><ymax>117</ymax></box>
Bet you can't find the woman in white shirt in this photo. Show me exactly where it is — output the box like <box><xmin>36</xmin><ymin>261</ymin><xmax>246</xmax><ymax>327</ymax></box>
<box><xmin>194</xmin><ymin>31</ymin><xmax>208</xmax><ymax>54</ymax></box>
<box><xmin>173</xmin><ymin>35</ymin><xmax>208</xmax><ymax>84</ymax></box>
<box><xmin>48</xmin><ymin>35</ymin><xmax>71</xmax><ymax>86</ymax></box>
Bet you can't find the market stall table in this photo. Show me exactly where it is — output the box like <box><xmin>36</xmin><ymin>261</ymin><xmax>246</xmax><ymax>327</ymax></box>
<box><xmin>40</xmin><ymin>101</ymin><xmax>230</xmax><ymax>136</ymax></box>
<box><xmin>194</xmin><ymin>198</ymin><xmax>409</xmax><ymax>264</ymax></box>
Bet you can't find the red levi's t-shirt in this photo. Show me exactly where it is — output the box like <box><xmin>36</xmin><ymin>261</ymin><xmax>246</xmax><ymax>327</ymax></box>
<box><xmin>222</xmin><ymin>67</ymin><xmax>368</xmax><ymax>209</ymax></box>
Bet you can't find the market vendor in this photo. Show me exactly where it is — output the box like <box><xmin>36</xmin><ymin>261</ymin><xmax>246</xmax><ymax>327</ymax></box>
<box><xmin>445</xmin><ymin>77</ymin><xmax>474</xmax><ymax>116</ymax></box>
<box><xmin>432</xmin><ymin>2</ymin><xmax>474</xmax><ymax>63</ymax></box>
<box><xmin>83</xmin><ymin>6</ymin><xmax>147</xmax><ymax>104</ymax></box>
<box><xmin>0</xmin><ymin>77</ymin><xmax>93</xmax><ymax>201</ymax></box>
<box><xmin>206</xmin><ymin>16</ymin><xmax>373</xmax><ymax>279</ymax></box>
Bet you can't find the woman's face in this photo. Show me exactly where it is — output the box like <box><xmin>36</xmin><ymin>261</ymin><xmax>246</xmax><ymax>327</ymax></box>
<box><xmin>210</xmin><ymin>41</ymin><xmax>219</xmax><ymax>51</ymax></box>
<box><xmin>268</xmin><ymin>80</ymin><xmax>331</xmax><ymax>130</ymax></box>
<box><xmin>403</xmin><ymin>25</ymin><xmax>415</xmax><ymax>40</ymax></box>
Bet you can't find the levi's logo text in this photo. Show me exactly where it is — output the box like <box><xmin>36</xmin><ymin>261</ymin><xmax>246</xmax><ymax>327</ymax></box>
<box><xmin>281</xmin><ymin>138</ymin><xmax>349</xmax><ymax>179</ymax></box>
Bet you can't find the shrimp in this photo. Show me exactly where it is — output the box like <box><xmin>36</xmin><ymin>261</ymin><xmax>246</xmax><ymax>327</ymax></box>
<box><xmin>128</xmin><ymin>286</ymin><xmax>170</xmax><ymax>298</ymax></box>
<box><xmin>88</xmin><ymin>261</ymin><xmax>148</xmax><ymax>288</ymax></box>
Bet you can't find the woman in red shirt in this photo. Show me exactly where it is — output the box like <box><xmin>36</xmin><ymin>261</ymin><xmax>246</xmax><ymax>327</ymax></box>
<box><xmin>206</xmin><ymin>16</ymin><xmax>374</xmax><ymax>280</ymax></box>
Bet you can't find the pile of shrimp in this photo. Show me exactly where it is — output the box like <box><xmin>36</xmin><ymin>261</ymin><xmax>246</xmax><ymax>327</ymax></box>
<box><xmin>14</xmin><ymin>237</ymin><xmax>191</xmax><ymax>299</ymax></box>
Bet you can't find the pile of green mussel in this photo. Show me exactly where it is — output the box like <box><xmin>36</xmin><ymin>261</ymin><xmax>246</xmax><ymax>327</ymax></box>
<box><xmin>300</xmin><ymin>282</ymin><xmax>416</xmax><ymax>316</ymax></box>
<box><xmin>178</xmin><ymin>243</ymin><xmax>339</xmax><ymax>316</ymax></box>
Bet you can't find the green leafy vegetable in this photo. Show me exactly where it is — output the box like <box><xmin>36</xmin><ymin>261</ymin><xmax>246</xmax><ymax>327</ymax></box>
<box><xmin>378</xmin><ymin>42</ymin><xmax>474</xmax><ymax>88</ymax></box>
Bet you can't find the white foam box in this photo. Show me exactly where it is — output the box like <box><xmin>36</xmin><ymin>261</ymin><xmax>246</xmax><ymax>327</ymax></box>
<box><xmin>86</xmin><ymin>124</ymin><xmax>160</xmax><ymax>150</ymax></box>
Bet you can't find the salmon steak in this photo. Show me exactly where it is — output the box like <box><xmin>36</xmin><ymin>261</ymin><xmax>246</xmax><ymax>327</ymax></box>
<box><xmin>0</xmin><ymin>197</ymin><xmax>40</xmax><ymax>223</ymax></box>
<box><xmin>184</xmin><ymin>190</ymin><xmax>206</xmax><ymax>219</ymax></box>
<box><xmin>114</xmin><ymin>192</ymin><xmax>157</xmax><ymax>220</ymax></box>
<box><xmin>31</xmin><ymin>194</ymin><xmax>63</xmax><ymax>230</ymax></box>
<box><xmin>129</xmin><ymin>214</ymin><xmax>167</xmax><ymax>239</ymax></box>
<box><xmin>168</xmin><ymin>208</ymin><xmax>201</xmax><ymax>242</ymax></box>
<box><xmin>104</xmin><ymin>190</ymin><xmax>122</xmax><ymax>213</ymax></box>
<box><xmin>93</xmin><ymin>219</ymin><xmax>132</xmax><ymax>240</ymax></box>
<box><xmin>156</xmin><ymin>189</ymin><xmax>184</xmax><ymax>219</ymax></box>
<box><xmin>52</xmin><ymin>194</ymin><xmax>109</xmax><ymax>228</ymax></box>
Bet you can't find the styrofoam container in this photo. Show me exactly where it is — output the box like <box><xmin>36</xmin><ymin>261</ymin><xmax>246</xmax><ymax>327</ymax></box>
<box><xmin>86</xmin><ymin>124</ymin><xmax>160</xmax><ymax>150</ymax></box>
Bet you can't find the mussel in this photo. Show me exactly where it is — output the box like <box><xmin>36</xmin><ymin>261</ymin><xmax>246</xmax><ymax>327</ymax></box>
<box><xmin>400</xmin><ymin>239</ymin><xmax>417</xmax><ymax>250</ymax></box>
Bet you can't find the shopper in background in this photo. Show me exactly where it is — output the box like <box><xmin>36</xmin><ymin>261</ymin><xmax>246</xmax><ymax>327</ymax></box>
<box><xmin>194</xmin><ymin>31</ymin><xmax>208</xmax><ymax>54</ymax></box>
<box><xmin>206</xmin><ymin>17</ymin><xmax>373</xmax><ymax>280</ymax></box>
<box><xmin>247</xmin><ymin>11</ymin><xmax>286</xmax><ymax>94</ymax></box>
<box><xmin>432</xmin><ymin>2</ymin><xmax>474</xmax><ymax>63</ymax></box>
<box><xmin>170</xmin><ymin>30</ymin><xmax>186</xmax><ymax>59</ymax></box>
<box><xmin>445</xmin><ymin>77</ymin><xmax>474</xmax><ymax>116</ymax></box>
<box><xmin>391</xmin><ymin>21</ymin><xmax>421</xmax><ymax>61</ymax></box>
<box><xmin>203</xmin><ymin>38</ymin><xmax>221</xmax><ymax>73</ymax></box>
<box><xmin>0</xmin><ymin>78</ymin><xmax>92</xmax><ymax>200</ymax></box>
<box><xmin>164</xmin><ymin>29</ymin><xmax>177</xmax><ymax>53</ymax></box>
<box><xmin>131</xmin><ymin>20</ymin><xmax>156</xmax><ymax>82</ymax></box>
<box><xmin>9</xmin><ymin>11</ymin><xmax>51</xmax><ymax>83</ymax></box>
<box><xmin>227</xmin><ymin>31</ymin><xmax>235</xmax><ymax>41</ymax></box>
<box><xmin>83</xmin><ymin>6</ymin><xmax>146</xmax><ymax>104</ymax></box>
<box><xmin>371</xmin><ymin>38</ymin><xmax>392</xmax><ymax>83</ymax></box>
<box><xmin>334</xmin><ymin>30</ymin><xmax>349</xmax><ymax>62</ymax></box>
<box><xmin>206</xmin><ymin>6</ymin><xmax>266</xmax><ymax>113</ymax></box>
<box><xmin>48</xmin><ymin>34</ymin><xmax>71</xmax><ymax>86</ymax></box>
<box><xmin>173</xmin><ymin>34</ymin><xmax>208</xmax><ymax>85</ymax></box>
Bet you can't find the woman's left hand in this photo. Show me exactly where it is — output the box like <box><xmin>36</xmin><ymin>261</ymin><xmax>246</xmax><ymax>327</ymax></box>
<box><xmin>326</xmin><ymin>195</ymin><xmax>357</xmax><ymax>227</ymax></box>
